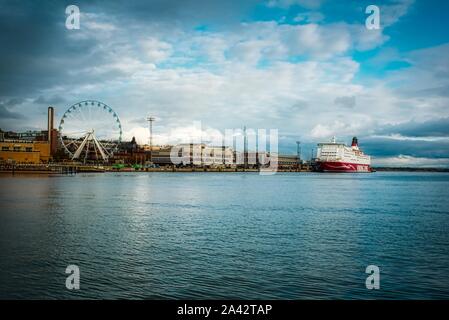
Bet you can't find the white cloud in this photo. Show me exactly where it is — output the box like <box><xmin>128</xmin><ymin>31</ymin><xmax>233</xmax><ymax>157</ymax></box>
<box><xmin>141</xmin><ymin>38</ymin><xmax>172</xmax><ymax>64</ymax></box>
<box><xmin>310</xmin><ymin>117</ymin><xmax>373</xmax><ymax>140</ymax></box>
<box><xmin>267</xmin><ymin>0</ymin><xmax>324</xmax><ymax>9</ymax></box>
<box><xmin>293</xmin><ymin>12</ymin><xmax>325</xmax><ymax>24</ymax></box>
<box><xmin>124</xmin><ymin>122</ymin><xmax>226</xmax><ymax>146</ymax></box>
<box><xmin>381</xmin><ymin>0</ymin><xmax>415</xmax><ymax>28</ymax></box>
<box><xmin>350</xmin><ymin>25</ymin><xmax>389</xmax><ymax>51</ymax></box>
<box><xmin>371</xmin><ymin>134</ymin><xmax>449</xmax><ymax>142</ymax></box>
<box><xmin>17</xmin><ymin>2</ymin><xmax>447</xmax><ymax>159</ymax></box>
<box><xmin>285</xmin><ymin>23</ymin><xmax>351</xmax><ymax>59</ymax></box>
<box><xmin>373</xmin><ymin>155</ymin><xmax>449</xmax><ymax>167</ymax></box>
<box><xmin>228</xmin><ymin>40</ymin><xmax>269</xmax><ymax>64</ymax></box>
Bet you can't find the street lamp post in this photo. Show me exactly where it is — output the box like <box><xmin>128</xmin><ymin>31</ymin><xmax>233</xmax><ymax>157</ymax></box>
<box><xmin>296</xmin><ymin>141</ymin><xmax>301</xmax><ymax>171</ymax></box>
<box><xmin>147</xmin><ymin>116</ymin><xmax>155</xmax><ymax>163</ymax></box>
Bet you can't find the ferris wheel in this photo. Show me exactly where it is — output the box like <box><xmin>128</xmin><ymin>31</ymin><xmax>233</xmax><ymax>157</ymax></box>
<box><xmin>58</xmin><ymin>100</ymin><xmax>122</xmax><ymax>162</ymax></box>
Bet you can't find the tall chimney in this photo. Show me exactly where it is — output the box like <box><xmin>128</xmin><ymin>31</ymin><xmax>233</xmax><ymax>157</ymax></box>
<box><xmin>48</xmin><ymin>106</ymin><xmax>54</xmax><ymax>142</ymax></box>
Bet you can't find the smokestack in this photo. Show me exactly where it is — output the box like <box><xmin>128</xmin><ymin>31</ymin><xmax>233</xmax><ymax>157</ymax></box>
<box><xmin>351</xmin><ymin>137</ymin><xmax>358</xmax><ymax>147</ymax></box>
<box><xmin>48</xmin><ymin>106</ymin><xmax>54</xmax><ymax>142</ymax></box>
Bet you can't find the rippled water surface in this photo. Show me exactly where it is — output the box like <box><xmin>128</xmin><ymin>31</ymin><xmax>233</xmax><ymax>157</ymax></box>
<box><xmin>1</xmin><ymin>172</ymin><xmax>449</xmax><ymax>299</ymax></box>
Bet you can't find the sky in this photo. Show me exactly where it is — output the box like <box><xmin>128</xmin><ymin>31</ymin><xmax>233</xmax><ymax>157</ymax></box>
<box><xmin>0</xmin><ymin>0</ymin><xmax>449</xmax><ymax>166</ymax></box>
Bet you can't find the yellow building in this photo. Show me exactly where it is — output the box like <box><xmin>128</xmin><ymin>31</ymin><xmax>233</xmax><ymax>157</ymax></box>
<box><xmin>0</xmin><ymin>140</ymin><xmax>51</xmax><ymax>164</ymax></box>
<box><xmin>0</xmin><ymin>107</ymin><xmax>56</xmax><ymax>164</ymax></box>
<box><xmin>33</xmin><ymin>141</ymin><xmax>51</xmax><ymax>162</ymax></box>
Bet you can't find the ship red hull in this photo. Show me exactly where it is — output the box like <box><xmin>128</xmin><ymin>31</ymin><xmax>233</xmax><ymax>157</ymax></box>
<box><xmin>315</xmin><ymin>161</ymin><xmax>371</xmax><ymax>173</ymax></box>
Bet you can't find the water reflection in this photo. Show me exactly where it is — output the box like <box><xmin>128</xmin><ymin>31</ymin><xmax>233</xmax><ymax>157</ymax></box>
<box><xmin>1</xmin><ymin>172</ymin><xmax>448</xmax><ymax>299</ymax></box>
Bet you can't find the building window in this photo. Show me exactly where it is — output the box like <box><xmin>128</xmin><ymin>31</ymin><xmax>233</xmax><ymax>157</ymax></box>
<box><xmin>13</xmin><ymin>147</ymin><xmax>21</xmax><ymax>152</ymax></box>
<box><xmin>1</xmin><ymin>146</ymin><xmax>9</xmax><ymax>151</ymax></box>
<box><xmin>26</xmin><ymin>147</ymin><xmax>32</xmax><ymax>152</ymax></box>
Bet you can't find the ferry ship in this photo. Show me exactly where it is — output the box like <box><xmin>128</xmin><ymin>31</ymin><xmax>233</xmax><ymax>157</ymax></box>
<box><xmin>314</xmin><ymin>137</ymin><xmax>371</xmax><ymax>173</ymax></box>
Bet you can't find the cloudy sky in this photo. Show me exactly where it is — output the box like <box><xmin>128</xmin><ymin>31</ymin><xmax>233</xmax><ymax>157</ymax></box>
<box><xmin>0</xmin><ymin>0</ymin><xmax>448</xmax><ymax>166</ymax></box>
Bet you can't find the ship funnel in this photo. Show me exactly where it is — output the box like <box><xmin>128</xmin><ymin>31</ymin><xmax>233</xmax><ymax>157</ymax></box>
<box><xmin>351</xmin><ymin>137</ymin><xmax>358</xmax><ymax>147</ymax></box>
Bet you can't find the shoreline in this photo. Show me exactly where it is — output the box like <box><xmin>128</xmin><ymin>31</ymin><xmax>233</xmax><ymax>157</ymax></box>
<box><xmin>1</xmin><ymin>165</ymin><xmax>449</xmax><ymax>174</ymax></box>
<box><xmin>372</xmin><ymin>167</ymin><xmax>449</xmax><ymax>173</ymax></box>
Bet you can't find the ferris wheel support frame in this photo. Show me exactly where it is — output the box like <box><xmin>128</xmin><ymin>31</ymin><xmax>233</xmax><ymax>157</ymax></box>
<box><xmin>72</xmin><ymin>130</ymin><xmax>109</xmax><ymax>161</ymax></box>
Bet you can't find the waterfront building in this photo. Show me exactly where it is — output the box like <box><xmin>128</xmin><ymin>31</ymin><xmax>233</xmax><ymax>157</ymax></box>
<box><xmin>140</xmin><ymin>144</ymin><xmax>237</xmax><ymax>167</ymax></box>
<box><xmin>0</xmin><ymin>140</ymin><xmax>40</xmax><ymax>164</ymax></box>
<box><xmin>277</xmin><ymin>155</ymin><xmax>300</xmax><ymax>169</ymax></box>
<box><xmin>202</xmin><ymin>145</ymin><xmax>234</xmax><ymax>167</ymax></box>
<box><xmin>111</xmin><ymin>137</ymin><xmax>147</xmax><ymax>164</ymax></box>
<box><xmin>0</xmin><ymin>140</ymin><xmax>53</xmax><ymax>164</ymax></box>
<box><xmin>235</xmin><ymin>151</ymin><xmax>299</xmax><ymax>169</ymax></box>
<box><xmin>170</xmin><ymin>143</ymin><xmax>235</xmax><ymax>167</ymax></box>
<box><xmin>0</xmin><ymin>107</ymin><xmax>57</xmax><ymax>164</ymax></box>
<box><xmin>150</xmin><ymin>147</ymin><xmax>174</xmax><ymax>166</ymax></box>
